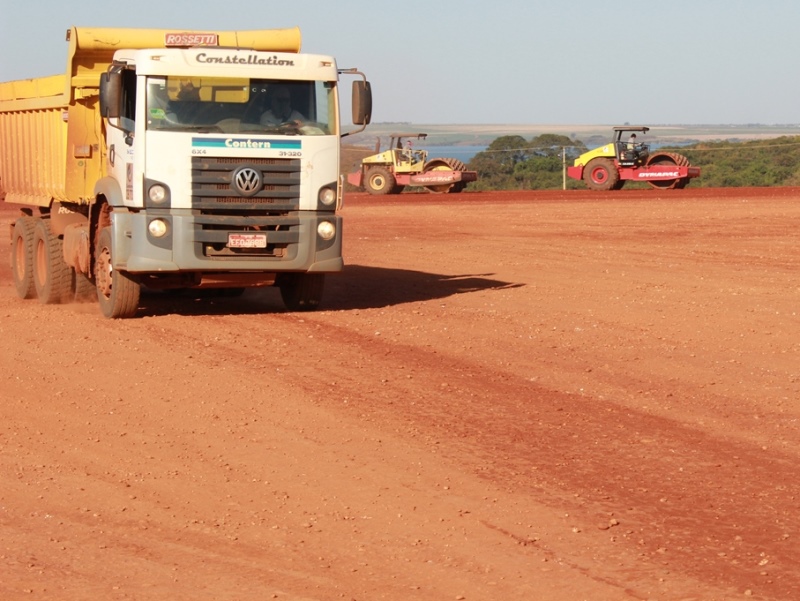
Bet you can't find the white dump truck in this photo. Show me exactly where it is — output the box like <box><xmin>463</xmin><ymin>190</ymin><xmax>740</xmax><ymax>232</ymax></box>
<box><xmin>0</xmin><ymin>26</ymin><xmax>371</xmax><ymax>317</ymax></box>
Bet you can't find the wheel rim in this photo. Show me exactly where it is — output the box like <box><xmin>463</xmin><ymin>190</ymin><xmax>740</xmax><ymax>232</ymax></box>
<box><xmin>591</xmin><ymin>167</ymin><xmax>608</xmax><ymax>184</ymax></box>
<box><xmin>12</xmin><ymin>219</ymin><xmax>37</xmax><ymax>299</ymax></box>
<box><xmin>96</xmin><ymin>244</ymin><xmax>113</xmax><ymax>299</ymax></box>
<box><xmin>369</xmin><ymin>174</ymin><xmax>387</xmax><ymax>190</ymax></box>
<box><xmin>14</xmin><ymin>235</ymin><xmax>27</xmax><ymax>281</ymax></box>
<box><xmin>35</xmin><ymin>237</ymin><xmax>47</xmax><ymax>289</ymax></box>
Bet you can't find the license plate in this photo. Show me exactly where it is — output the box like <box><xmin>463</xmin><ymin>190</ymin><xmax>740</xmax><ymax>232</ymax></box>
<box><xmin>228</xmin><ymin>233</ymin><xmax>267</xmax><ymax>248</ymax></box>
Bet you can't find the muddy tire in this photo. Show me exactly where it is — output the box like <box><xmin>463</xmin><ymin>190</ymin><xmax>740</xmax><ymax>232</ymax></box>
<box><xmin>33</xmin><ymin>218</ymin><xmax>73</xmax><ymax>304</ymax></box>
<box><xmin>277</xmin><ymin>272</ymin><xmax>324</xmax><ymax>311</ymax></box>
<box><xmin>11</xmin><ymin>216</ymin><xmax>37</xmax><ymax>299</ymax></box>
<box><xmin>72</xmin><ymin>269</ymin><xmax>96</xmax><ymax>302</ymax></box>
<box><xmin>423</xmin><ymin>158</ymin><xmax>467</xmax><ymax>193</ymax></box>
<box><xmin>95</xmin><ymin>227</ymin><xmax>141</xmax><ymax>319</ymax></box>
<box><xmin>583</xmin><ymin>158</ymin><xmax>619</xmax><ymax>192</ymax></box>
<box><xmin>365</xmin><ymin>166</ymin><xmax>396</xmax><ymax>195</ymax></box>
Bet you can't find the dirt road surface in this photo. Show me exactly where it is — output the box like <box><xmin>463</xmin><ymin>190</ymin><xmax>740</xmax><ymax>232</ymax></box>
<box><xmin>1</xmin><ymin>187</ymin><xmax>799</xmax><ymax>601</ymax></box>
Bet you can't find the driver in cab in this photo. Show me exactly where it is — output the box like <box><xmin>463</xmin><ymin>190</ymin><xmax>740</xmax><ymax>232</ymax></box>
<box><xmin>260</xmin><ymin>86</ymin><xmax>305</xmax><ymax>126</ymax></box>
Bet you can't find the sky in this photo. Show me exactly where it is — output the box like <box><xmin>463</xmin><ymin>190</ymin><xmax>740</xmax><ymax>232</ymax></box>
<box><xmin>1</xmin><ymin>0</ymin><xmax>798</xmax><ymax>125</ymax></box>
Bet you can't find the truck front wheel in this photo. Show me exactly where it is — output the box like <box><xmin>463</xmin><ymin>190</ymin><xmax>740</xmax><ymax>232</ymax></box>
<box><xmin>277</xmin><ymin>272</ymin><xmax>324</xmax><ymax>311</ymax></box>
<box><xmin>95</xmin><ymin>227</ymin><xmax>141</xmax><ymax>318</ymax></box>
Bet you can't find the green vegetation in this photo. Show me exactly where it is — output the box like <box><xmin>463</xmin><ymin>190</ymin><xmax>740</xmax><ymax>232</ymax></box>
<box><xmin>466</xmin><ymin>134</ymin><xmax>800</xmax><ymax>190</ymax></box>
<box><xmin>667</xmin><ymin>136</ymin><xmax>800</xmax><ymax>188</ymax></box>
<box><xmin>468</xmin><ymin>134</ymin><xmax>587</xmax><ymax>191</ymax></box>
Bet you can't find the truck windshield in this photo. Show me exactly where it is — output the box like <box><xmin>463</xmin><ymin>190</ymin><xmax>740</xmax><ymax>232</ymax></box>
<box><xmin>146</xmin><ymin>77</ymin><xmax>335</xmax><ymax>135</ymax></box>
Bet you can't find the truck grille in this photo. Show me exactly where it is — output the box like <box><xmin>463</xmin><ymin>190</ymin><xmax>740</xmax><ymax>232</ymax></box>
<box><xmin>191</xmin><ymin>156</ymin><xmax>300</xmax><ymax>210</ymax></box>
<box><xmin>190</xmin><ymin>156</ymin><xmax>302</xmax><ymax>258</ymax></box>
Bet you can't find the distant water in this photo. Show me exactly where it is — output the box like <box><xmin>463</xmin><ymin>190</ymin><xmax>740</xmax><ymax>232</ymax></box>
<box><xmin>418</xmin><ymin>140</ymin><xmax>695</xmax><ymax>165</ymax></box>
<box><xmin>421</xmin><ymin>145</ymin><xmax>487</xmax><ymax>163</ymax></box>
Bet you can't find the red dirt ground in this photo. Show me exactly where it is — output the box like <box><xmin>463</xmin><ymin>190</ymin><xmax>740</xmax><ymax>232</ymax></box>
<box><xmin>1</xmin><ymin>186</ymin><xmax>799</xmax><ymax>601</ymax></box>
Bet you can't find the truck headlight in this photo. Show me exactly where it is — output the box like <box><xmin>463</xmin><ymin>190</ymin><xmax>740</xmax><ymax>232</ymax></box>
<box><xmin>318</xmin><ymin>187</ymin><xmax>336</xmax><ymax>207</ymax></box>
<box><xmin>148</xmin><ymin>184</ymin><xmax>168</xmax><ymax>204</ymax></box>
<box><xmin>148</xmin><ymin>218</ymin><xmax>168</xmax><ymax>238</ymax></box>
<box><xmin>317</xmin><ymin>220</ymin><xmax>336</xmax><ymax>240</ymax></box>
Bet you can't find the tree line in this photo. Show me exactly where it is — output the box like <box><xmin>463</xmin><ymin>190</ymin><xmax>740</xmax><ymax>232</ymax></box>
<box><xmin>465</xmin><ymin>134</ymin><xmax>800</xmax><ymax>190</ymax></box>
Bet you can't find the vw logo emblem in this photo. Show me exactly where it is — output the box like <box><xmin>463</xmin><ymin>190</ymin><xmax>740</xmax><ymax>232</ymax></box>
<box><xmin>232</xmin><ymin>166</ymin><xmax>262</xmax><ymax>197</ymax></box>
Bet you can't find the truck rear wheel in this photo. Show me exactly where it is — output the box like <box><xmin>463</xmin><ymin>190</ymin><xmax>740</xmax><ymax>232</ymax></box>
<box><xmin>72</xmin><ymin>269</ymin><xmax>96</xmax><ymax>301</ymax></box>
<box><xmin>95</xmin><ymin>227</ymin><xmax>141</xmax><ymax>318</ymax></box>
<box><xmin>277</xmin><ymin>272</ymin><xmax>324</xmax><ymax>311</ymax></box>
<box><xmin>11</xmin><ymin>216</ymin><xmax>37</xmax><ymax>299</ymax></box>
<box><xmin>33</xmin><ymin>218</ymin><xmax>73</xmax><ymax>304</ymax></box>
<box><xmin>365</xmin><ymin>166</ymin><xmax>396</xmax><ymax>195</ymax></box>
<box><xmin>583</xmin><ymin>158</ymin><xmax>619</xmax><ymax>191</ymax></box>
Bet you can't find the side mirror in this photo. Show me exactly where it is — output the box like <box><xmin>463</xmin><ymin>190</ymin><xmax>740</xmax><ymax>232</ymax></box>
<box><xmin>352</xmin><ymin>80</ymin><xmax>372</xmax><ymax>126</ymax></box>
<box><xmin>99</xmin><ymin>71</ymin><xmax>122</xmax><ymax>119</ymax></box>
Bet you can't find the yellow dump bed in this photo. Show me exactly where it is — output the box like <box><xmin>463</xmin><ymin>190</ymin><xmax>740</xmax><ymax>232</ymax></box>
<box><xmin>0</xmin><ymin>26</ymin><xmax>302</xmax><ymax>207</ymax></box>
